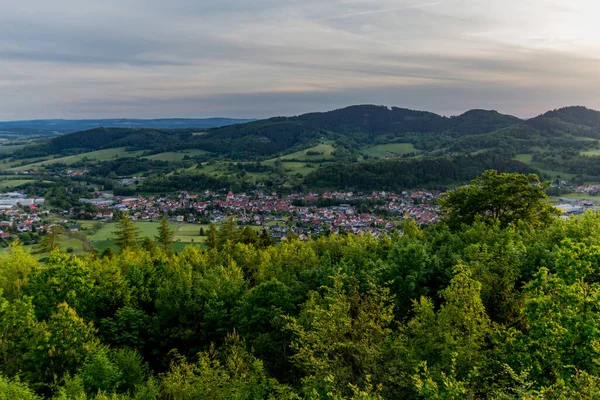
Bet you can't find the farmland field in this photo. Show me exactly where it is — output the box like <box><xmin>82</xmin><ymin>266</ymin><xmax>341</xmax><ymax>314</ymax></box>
<box><xmin>361</xmin><ymin>143</ymin><xmax>417</xmax><ymax>158</ymax></box>
<box><xmin>8</xmin><ymin>147</ymin><xmax>144</xmax><ymax>171</ymax></box>
<box><xmin>514</xmin><ymin>154</ymin><xmax>533</xmax><ymax>163</ymax></box>
<box><xmin>87</xmin><ymin>221</ymin><xmax>207</xmax><ymax>244</ymax></box>
<box><xmin>275</xmin><ymin>143</ymin><xmax>336</xmax><ymax>161</ymax></box>
<box><xmin>144</xmin><ymin>149</ymin><xmax>210</xmax><ymax>162</ymax></box>
<box><xmin>0</xmin><ymin>179</ymin><xmax>37</xmax><ymax>189</ymax></box>
<box><xmin>581</xmin><ymin>149</ymin><xmax>600</xmax><ymax>156</ymax></box>
<box><xmin>0</xmin><ymin>144</ymin><xmax>26</xmax><ymax>155</ymax></box>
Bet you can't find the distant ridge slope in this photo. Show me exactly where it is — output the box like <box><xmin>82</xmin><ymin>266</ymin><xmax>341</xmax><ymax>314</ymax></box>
<box><xmin>0</xmin><ymin>118</ymin><xmax>254</xmax><ymax>136</ymax></box>
<box><xmin>15</xmin><ymin>104</ymin><xmax>600</xmax><ymax>160</ymax></box>
<box><xmin>195</xmin><ymin>105</ymin><xmax>523</xmax><ymax>156</ymax></box>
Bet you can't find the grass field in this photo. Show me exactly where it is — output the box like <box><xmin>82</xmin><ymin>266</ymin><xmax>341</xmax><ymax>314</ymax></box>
<box><xmin>260</xmin><ymin>144</ymin><xmax>336</xmax><ymax>176</ymax></box>
<box><xmin>276</xmin><ymin>143</ymin><xmax>336</xmax><ymax>161</ymax></box>
<box><xmin>581</xmin><ymin>149</ymin><xmax>600</xmax><ymax>156</ymax></box>
<box><xmin>361</xmin><ymin>143</ymin><xmax>417</xmax><ymax>158</ymax></box>
<box><xmin>0</xmin><ymin>179</ymin><xmax>36</xmax><ymax>189</ymax></box>
<box><xmin>554</xmin><ymin>193</ymin><xmax>600</xmax><ymax>200</ymax></box>
<box><xmin>88</xmin><ymin>221</ymin><xmax>209</xmax><ymax>253</ymax></box>
<box><xmin>512</xmin><ymin>153</ymin><xmax>578</xmax><ymax>181</ymax></box>
<box><xmin>0</xmin><ymin>144</ymin><xmax>26</xmax><ymax>155</ymax></box>
<box><xmin>87</xmin><ymin>221</ymin><xmax>207</xmax><ymax>243</ymax></box>
<box><xmin>514</xmin><ymin>154</ymin><xmax>533</xmax><ymax>163</ymax></box>
<box><xmin>0</xmin><ymin>235</ymin><xmax>89</xmax><ymax>258</ymax></box>
<box><xmin>8</xmin><ymin>147</ymin><xmax>144</xmax><ymax>171</ymax></box>
<box><xmin>535</xmin><ymin>168</ymin><xmax>577</xmax><ymax>181</ymax></box>
<box><xmin>144</xmin><ymin>149</ymin><xmax>209</xmax><ymax>162</ymax></box>
<box><xmin>0</xmin><ymin>156</ymin><xmax>48</xmax><ymax>171</ymax></box>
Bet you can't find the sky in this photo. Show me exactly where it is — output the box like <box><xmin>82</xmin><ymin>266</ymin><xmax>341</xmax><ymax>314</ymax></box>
<box><xmin>1</xmin><ymin>0</ymin><xmax>600</xmax><ymax>120</ymax></box>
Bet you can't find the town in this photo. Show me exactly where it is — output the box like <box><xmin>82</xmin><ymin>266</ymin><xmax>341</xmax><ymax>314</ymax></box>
<box><xmin>0</xmin><ymin>189</ymin><xmax>441</xmax><ymax>247</ymax></box>
<box><xmin>82</xmin><ymin>189</ymin><xmax>442</xmax><ymax>239</ymax></box>
<box><xmin>3</xmin><ymin>181</ymin><xmax>600</xmax><ymax>252</ymax></box>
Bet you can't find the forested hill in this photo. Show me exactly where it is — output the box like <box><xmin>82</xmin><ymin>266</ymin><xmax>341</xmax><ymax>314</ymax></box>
<box><xmin>0</xmin><ymin>117</ymin><xmax>253</xmax><ymax>136</ymax></box>
<box><xmin>17</xmin><ymin>105</ymin><xmax>523</xmax><ymax>157</ymax></box>
<box><xmin>305</xmin><ymin>153</ymin><xmax>536</xmax><ymax>191</ymax></box>
<box><xmin>539</xmin><ymin>105</ymin><xmax>600</xmax><ymax>129</ymax></box>
<box><xmin>196</xmin><ymin>105</ymin><xmax>523</xmax><ymax>155</ymax></box>
<box><xmin>294</xmin><ymin>105</ymin><xmax>522</xmax><ymax>135</ymax></box>
<box><xmin>521</xmin><ymin>106</ymin><xmax>600</xmax><ymax>138</ymax></box>
<box><xmin>12</xmin><ymin>105</ymin><xmax>600</xmax><ymax>187</ymax></box>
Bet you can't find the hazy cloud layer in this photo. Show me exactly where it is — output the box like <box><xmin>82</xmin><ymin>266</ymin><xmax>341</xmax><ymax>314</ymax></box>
<box><xmin>1</xmin><ymin>0</ymin><xmax>599</xmax><ymax>119</ymax></box>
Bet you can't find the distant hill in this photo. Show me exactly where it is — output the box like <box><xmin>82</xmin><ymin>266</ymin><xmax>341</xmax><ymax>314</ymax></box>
<box><xmin>8</xmin><ymin>104</ymin><xmax>600</xmax><ymax>192</ymax></box>
<box><xmin>306</xmin><ymin>152</ymin><xmax>536</xmax><ymax>191</ymax></box>
<box><xmin>16</xmin><ymin>105</ymin><xmax>523</xmax><ymax>158</ymax></box>
<box><xmin>0</xmin><ymin>118</ymin><xmax>254</xmax><ymax>136</ymax></box>
<box><xmin>13</xmin><ymin>105</ymin><xmax>600</xmax><ymax>173</ymax></box>
<box><xmin>193</xmin><ymin>105</ymin><xmax>523</xmax><ymax>157</ymax></box>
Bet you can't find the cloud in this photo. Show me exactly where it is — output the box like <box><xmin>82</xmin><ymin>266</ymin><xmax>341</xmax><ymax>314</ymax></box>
<box><xmin>0</xmin><ymin>0</ymin><xmax>598</xmax><ymax>120</ymax></box>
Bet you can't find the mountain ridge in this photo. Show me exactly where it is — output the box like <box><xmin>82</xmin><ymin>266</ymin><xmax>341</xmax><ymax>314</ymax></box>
<box><xmin>0</xmin><ymin>117</ymin><xmax>255</xmax><ymax>136</ymax></box>
<box><xmin>13</xmin><ymin>104</ymin><xmax>600</xmax><ymax>162</ymax></box>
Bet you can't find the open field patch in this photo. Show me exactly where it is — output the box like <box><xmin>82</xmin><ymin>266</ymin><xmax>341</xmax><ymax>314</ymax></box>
<box><xmin>8</xmin><ymin>147</ymin><xmax>144</xmax><ymax>171</ymax></box>
<box><xmin>361</xmin><ymin>143</ymin><xmax>417</xmax><ymax>158</ymax></box>
<box><xmin>277</xmin><ymin>143</ymin><xmax>336</xmax><ymax>161</ymax></box>
<box><xmin>144</xmin><ymin>149</ymin><xmax>210</xmax><ymax>162</ymax></box>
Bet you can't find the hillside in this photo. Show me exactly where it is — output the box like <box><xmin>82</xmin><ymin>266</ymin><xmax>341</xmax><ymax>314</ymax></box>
<box><xmin>195</xmin><ymin>105</ymin><xmax>523</xmax><ymax>156</ymax></box>
<box><xmin>6</xmin><ymin>104</ymin><xmax>600</xmax><ymax>193</ymax></box>
<box><xmin>0</xmin><ymin>117</ymin><xmax>253</xmax><ymax>137</ymax></box>
<box><xmin>20</xmin><ymin>105</ymin><xmax>522</xmax><ymax>158</ymax></box>
<box><xmin>305</xmin><ymin>152</ymin><xmax>536</xmax><ymax>191</ymax></box>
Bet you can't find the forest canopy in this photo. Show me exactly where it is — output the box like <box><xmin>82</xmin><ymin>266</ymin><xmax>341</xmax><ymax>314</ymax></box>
<box><xmin>2</xmin><ymin>171</ymin><xmax>600</xmax><ymax>399</ymax></box>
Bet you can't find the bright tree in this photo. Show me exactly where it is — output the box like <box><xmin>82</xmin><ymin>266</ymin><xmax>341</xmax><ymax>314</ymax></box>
<box><xmin>35</xmin><ymin>224</ymin><xmax>64</xmax><ymax>254</ymax></box>
<box><xmin>439</xmin><ymin>170</ymin><xmax>557</xmax><ymax>229</ymax></box>
<box><xmin>155</xmin><ymin>217</ymin><xmax>175</xmax><ymax>251</ymax></box>
<box><xmin>113</xmin><ymin>212</ymin><xmax>140</xmax><ymax>251</ymax></box>
<box><xmin>206</xmin><ymin>223</ymin><xmax>218</xmax><ymax>249</ymax></box>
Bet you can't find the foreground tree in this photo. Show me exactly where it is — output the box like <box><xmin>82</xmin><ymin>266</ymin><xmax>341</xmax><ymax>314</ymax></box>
<box><xmin>206</xmin><ymin>223</ymin><xmax>218</xmax><ymax>249</ymax></box>
<box><xmin>286</xmin><ymin>273</ymin><xmax>394</xmax><ymax>397</ymax></box>
<box><xmin>35</xmin><ymin>225</ymin><xmax>64</xmax><ymax>254</ymax></box>
<box><xmin>113</xmin><ymin>212</ymin><xmax>140</xmax><ymax>251</ymax></box>
<box><xmin>155</xmin><ymin>217</ymin><xmax>176</xmax><ymax>251</ymax></box>
<box><xmin>439</xmin><ymin>170</ymin><xmax>557</xmax><ymax>229</ymax></box>
<box><xmin>27</xmin><ymin>303</ymin><xmax>100</xmax><ymax>392</ymax></box>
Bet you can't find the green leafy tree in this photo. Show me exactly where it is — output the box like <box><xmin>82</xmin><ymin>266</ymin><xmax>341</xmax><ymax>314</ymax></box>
<box><xmin>0</xmin><ymin>296</ymin><xmax>38</xmax><ymax>377</ymax></box>
<box><xmin>405</xmin><ymin>263</ymin><xmax>491</xmax><ymax>394</ymax></box>
<box><xmin>113</xmin><ymin>212</ymin><xmax>140</xmax><ymax>251</ymax></box>
<box><xmin>140</xmin><ymin>236</ymin><xmax>157</xmax><ymax>252</ymax></box>
<box><xmin>439</xmin><ymin>170</ymin><xmax>557</xmax><ymax>229</ymax></box>
<box><xmin>99</xmin><ymin>306</ymin><xmax>150</xmax><ymax>349</ymax></box>
<box><xmin>111</xmin><ymin>348</ymin><xmax>150</xmax><ymax>394</ymax></box>
<box><xmin>27</xmin><ymin>251</ymin><xmax>93</xmax><ymax>320</ymax></box>
<box><xmin>239</xmin><ymin>225</ymin><xmax>258</xmax><ymax>245</ymax></box>
<box><xmin>233</xmin><ymin>279</ymin><xmax>295</xmax><ymax>380</ymax></box>
<box><xmin>27</xmin><ymin>303</ymin><xmax>100</xmax><ymax>391</ymax></box>
<box><xmin>504</xmin><ymin>240</ymin><xmax>600</xmax><ymax>389</ymax></box>
<box><xmin>160</xmin><ymin>332</ymin><xmax>294</xmax><ymax>399</ymax></box>
<box><xmin>286</xmin><ymin>273</ymin><xmax>394</xmax><ymax>397</ymax></box>
<box><xmin>402</xmin><ymin>219</ymin><xmax>424</xmax><ymax>239</ymax></box>
<box><xmin>0</xmin><ymin>375</ymin><xmax>39</xmax><ymax>400</ymax></box>
<box><xmin>80</xmin><ymin>348</ymin><xmax>122</xmax><ymax>394</ymax></box>
<box><xmin>259</xmin><ymin>228</ymin><xmax>273</xmax><ymax>248</ymax></box>
<box><xmin>0</xmin><ymin>240</ymin><xmax>38</xmax><ymax>300</ymax></box>
<box><xmin>218</xmin><ymin>216</ymin><xmax>239</xmax><ymax>249</ymax></box>
<box><xmin>155</xmin><ymin>217</ymin><xmax>176</xmax><ymax>251</ymax></box>
<box><xmin>206</xmin><ymin>223</ymin><xmax>218</xmax><ymax>250</ymax></box>
<box><xmin>35</xmin><ymin>224</ymin><xmax>64</xmax><ymax>254</ymax></box>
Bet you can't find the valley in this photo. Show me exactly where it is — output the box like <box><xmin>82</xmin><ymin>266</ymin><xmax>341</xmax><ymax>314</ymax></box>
<box><xmin>1</xmin><ymin>104</ymin><xmax>600</xmax><ymax>257</ymax></box>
